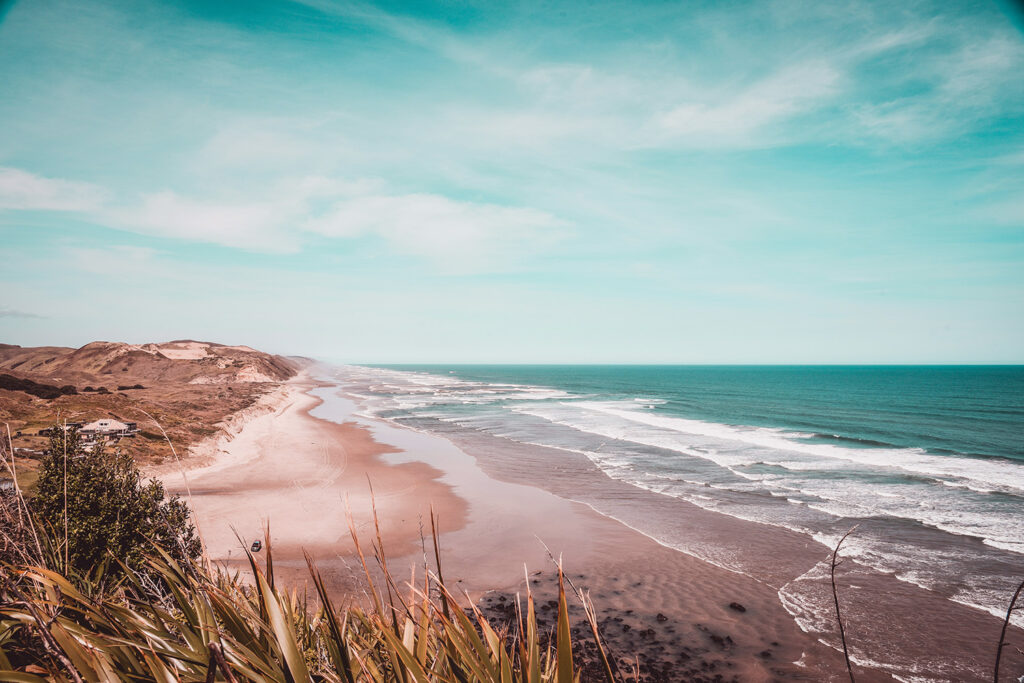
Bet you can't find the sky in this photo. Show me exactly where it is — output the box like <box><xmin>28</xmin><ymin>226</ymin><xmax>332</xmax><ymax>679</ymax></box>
<box><xmin>1</xmin><ymin>0</ymin><xmax>1023</xmax><ymax>363</ymax></box>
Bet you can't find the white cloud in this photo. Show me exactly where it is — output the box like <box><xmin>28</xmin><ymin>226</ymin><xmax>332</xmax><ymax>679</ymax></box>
<box><xmin>440</xmin><ymin>58</ymin><xmax>846</xmax><ymax>153</ymax></box>
<box><xmin>195</xmin><ymin>125</ymin><xmax>323</xmax><ymax>171</ymax></box>
<box><xmin>107</xmin><ymin>183</ymin><xmax>566</xmax><ymax>266</ymax></box>
<box><xmin>104</xmin><ymin>191</ymin><xmax>300</xmax><ymax>252</ymax></box>
<box><xmin>378</xmin><ymin>5</ymin><xmax>1018</xmax><ymax>154</ymax></box>
<box><xmin>939</xmin><ymin>35</ymin><xmax>1022</xmax><ymax>103</ymax></box>
<box><xmin>305</xmin><ymin>193</ymin><xmax>566</xmax><ymax>272</ymax></box>
<box><xmin>0</xmin><ymin>166</ymin><xmax>302</xmax><ymax>251</ymax></box>
<box><xmin>518</xmin><ymin>64</ymin><xmax>645</xmax><ymax>110</ymax></box>
<box><xmin>0</xmin><ymin>305</ymin><xmax>45</xmax><ymax>319</ymax></box>
<box><xmin>276</xmin><ymin>175</ymin><xmax>385</xmax><ymax>199</ymax></box>
<box><xmin>0</xmin><ymin>165</ymin><xmax>566</xmax><ymax>268</ymax></box>
<box><xmin>846</xmin><ymin>24</ymin><xmax>937</xmax><ymax>60</ymax></box>
<box><xmin>291</xmin><ymin>0</ymin><xmax>508</xmax><ymax>76</ymax></box>
<box><xmin>0</xmin><ymin>167</ymin><xmax>109</xmax><ymax>211</ymax></box>
<box><xmin>852</xmin><ymin>102</ymin><xmax>934</xmax><ymax>143</ymax></box>
<box><xmin>451</xmin><ymin>108</ymin><xmax>617</xmax><ymax>151</ymax></box>
<box><xmin>654</xmin><ymin>62</ymin><xmax>841</xmax><ymax>146</ymax></box>
<box><xmin>850</xmin><ymin>33</ymin><xmax>1024</xmax><ymax>144</ymax></box>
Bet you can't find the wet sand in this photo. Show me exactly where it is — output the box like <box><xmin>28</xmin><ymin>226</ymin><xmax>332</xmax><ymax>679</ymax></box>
<box><xmin>435</xmin><ymin>427</ymin><xmax>1024</xmax><ymax>680</ymax></box>
<box><xmin>160</xmin><ymin>376</ymin><xmax>467</xmax><ymax>590</ymax></box>
<box><xmin>158</xmin><ymin>372</ymin><xmax>1024</xmax><ymax>681</ymax></box>
<box><xmin>312</xmin><ymin>389</ymin><xmax>855</xmax><ymax>680</ymax></box>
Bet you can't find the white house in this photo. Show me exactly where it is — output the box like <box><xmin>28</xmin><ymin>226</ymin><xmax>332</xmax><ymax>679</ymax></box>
<box><xmin>80</xmin><ymin>419</ymin><xmax>138</xmax><ymax>439</ymax></box>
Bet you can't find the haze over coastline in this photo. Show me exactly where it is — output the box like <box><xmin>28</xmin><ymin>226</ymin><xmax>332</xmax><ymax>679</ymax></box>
<box><xmin>1</xmin><ymin>0</ymin><xmax>1023</xmax><ymax>363</ymax></box>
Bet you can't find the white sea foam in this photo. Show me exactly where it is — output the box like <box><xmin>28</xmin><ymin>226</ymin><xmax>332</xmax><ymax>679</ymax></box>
<box><xmin>951</xmin><ymin>589</ymin><xmax>1024</xmax><ymax>628</ymax></box>
<box><xmin>338</xmin><ymin>364</ymin><xmax>1024</xmax><ymax>644</ymax></box>
<box><xmin>534</xmin><ymin>401</ymin><xmax>1024</xmax><ymax>494</ymax></box>
<box><xmin>366</xmin><ymin>370</ymin><xmax>1024</xmax><ymax>559</ymax></box>
<box><xmin>982</xmin><ymin>537</ymin><xmax>1024</xmax><ymax>553</ymax></box>
<box><xmin>508</xmin><ymin>400</ymin><xmax>1024</xmax><ymax>551</ymax></box>
<box><xmin>406</xmin><ymin>392</ymin><xmax>1024</xmax><ymax>566</ymax></box>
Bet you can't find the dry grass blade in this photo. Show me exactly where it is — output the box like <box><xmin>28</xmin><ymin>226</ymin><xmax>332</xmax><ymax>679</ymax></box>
<box><xmin>576</xmin><ymin>589</ymin><xmax>619</xmax><ymax>683</ymax></box>
<box><xmin>253</xmin><ymin>562</ymin><xmax>310</xmax><ymax>682</ymax></box>
<box><xmin>204</xmin><ymin>642</ymin><xmax>239</xmax><ymax>683</ymax></box>
<box><xmin>305</xmin><ymin>551</ymin><xmax>357</xmax><ymax>683</ymax></box>
<box><xmin>263</xmin><ymin>523</ymin><xmax>274</xmax><ymax>592</ymax></box>
<box><xmin>429</xmin><ymin>507</ymin><xmax>450</xmax><ymax>622</ymax></box>
<box><xmin>367</xmin><ymin>480</ymin><xmax>413</xmax><ymax>629</ymax></box>
<box><xmin>994</xmin><ymin>578</ymin><xmax>1024</xmax><ymax>683</ymax></box>
<box><xmin>2</xmin><ymin>466</ymin><xmax>618</xmax><ymax>683</ymax></box>
<box><xmin>3</xmin><ymin>423</ymin><xmax>42</xmax><ymax>560</ymax></box>
<box><xmin>0</xmin><ymin>672</ymin><xmax>49</xmax><ymax>682</ymax></box>
<box><xmin>525</xmin><ymin>577</ymin><xmax>541</xmax><ymax>683</ymax></box>
<box><xmin>536</xmin><ymin>538</ymin><xmax>618</xmax><ymax>683</ymax></box>
<box><xmin>555</xmin><ymin>566</ymin><xmax>573</xmax><ymax>683</ymax></box>
<box><xmin>831</xmin><ymin>525</ymin><xmax>859</xmax><ymax>683</ymax></box>
<box><xmin>344</xmin><ymin>495</ymin><xmax>384</xmax><ymax>617</ymax></box>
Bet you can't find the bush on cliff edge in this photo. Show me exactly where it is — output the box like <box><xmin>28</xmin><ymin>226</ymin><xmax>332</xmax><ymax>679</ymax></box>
<box><xmin>32</xmin><ymin>426</ymin><xmax>201</xmax><ymax>577</ymax></box>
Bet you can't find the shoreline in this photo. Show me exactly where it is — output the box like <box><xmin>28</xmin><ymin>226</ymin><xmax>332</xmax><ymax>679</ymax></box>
<box><xmin>156</xmin><ymin>365</ymin><xmax>1024</xmax><ymax>681</ymax></box>
<box><xmin>158</xmin><ymin>368</ymin><xmax>844</xmax><ymax>680</ymax></box>
<box><xmin>401</xmin><ymin>397</ymin><xmax>1024</xmax><ymax>683</ymax></box>
<box><xmin>156</xmin><ymin>371</ymin><xmax>468</xmax><ymax>585</ymax></box>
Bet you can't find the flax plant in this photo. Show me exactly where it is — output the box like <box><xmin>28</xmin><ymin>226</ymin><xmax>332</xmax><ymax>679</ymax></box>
<box><xmin>0</xmin><ymin>503</ymin><xmax>620</xmax><ymax>682</ymax></box>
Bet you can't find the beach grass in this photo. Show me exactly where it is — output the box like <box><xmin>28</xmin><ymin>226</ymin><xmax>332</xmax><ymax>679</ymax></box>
<box><xmin>0</xmin><ymin>493</ymin><xmax>622</xmax><ymax>682</ymax></box>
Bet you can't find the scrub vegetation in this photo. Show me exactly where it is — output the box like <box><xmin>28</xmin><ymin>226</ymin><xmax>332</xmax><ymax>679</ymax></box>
<box><xmin>0</xmin><ymin>426</ymin><xmax>620</xmax><ymax>682</ymax></box>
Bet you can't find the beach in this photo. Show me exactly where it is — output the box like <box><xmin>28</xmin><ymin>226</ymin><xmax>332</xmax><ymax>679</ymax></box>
<box><xmin>158</xmin><ymin>366</ymin><xmax>1024</xmax><ymax>682</ymax></box>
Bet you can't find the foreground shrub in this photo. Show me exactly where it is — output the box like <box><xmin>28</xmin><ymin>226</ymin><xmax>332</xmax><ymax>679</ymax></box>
<box><xmin>2</xmin><ymin>423</ymin><xmax>619</xmax><ymax>681</ymax></box>
<box><xmin>32</xmin><ymin>426</ymin><xmax>201</xmax><ymax>578</ymax></box>
<box><xmin>0</xmin><ymin>521</ymin><xmax>620</xmax><ymax>682</ymax></box>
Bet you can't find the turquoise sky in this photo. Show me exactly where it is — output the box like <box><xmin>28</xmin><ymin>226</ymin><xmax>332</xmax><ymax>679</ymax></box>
<box><xmin>1</xmin><ymin>0</ymin><xmax>1022</xmax><ymax>363</ymax></box>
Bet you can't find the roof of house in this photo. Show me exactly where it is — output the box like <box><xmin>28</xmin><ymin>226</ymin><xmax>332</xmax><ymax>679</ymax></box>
<box><xmin>81</xmin><ymin>419</ymin><xmax>130</xmax><ymax>433</ymax></box>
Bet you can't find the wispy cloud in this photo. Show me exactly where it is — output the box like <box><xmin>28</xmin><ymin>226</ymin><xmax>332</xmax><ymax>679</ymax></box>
<box><xmin>0</xmin><ymin>305</ymin><xmax>45</xmax><ymax>319</ymax></box>
<box><xmin>977</xmin><ymin>194</ymin><xmax>1024</xmax><ymax>225</ymax></box>
<box><xmin>193</xmin><ymin>122</ymin><xmax>329</xmax><ymax>172</ymax></box>
<box><xmin>0</xmin><ymin>166</ymin><xmax>568</xmax><ymax>269</ymax></box>
<box><xmin>652</xmin><ymin>62</ymin><xmax>841</xmax><ymax>147</ymax></box>
<box><xmin>0</xmin><ymin>167</ymin><xmax>108</xmax><ymax>212</ymax></box>
<box><xmin>290</xmin><ymin>0</ymin><xmax>509</xmax><ymax>75</ymax></box>
<box><xmin>105</xmin><ymin>191</ymin><xmax>301</xmax><ymax>253</ymax></box>
<box><xmin>305</xmin><ymin>193</ymin><xmax>567</xmax><ymax>272</ymax></box>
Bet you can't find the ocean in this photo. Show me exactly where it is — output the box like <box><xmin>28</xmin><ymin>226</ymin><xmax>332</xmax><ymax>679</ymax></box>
<box><xmin>332</xmin><ymin>364</ymin><xmax>1024</xmax><ymax>676</ymax></box>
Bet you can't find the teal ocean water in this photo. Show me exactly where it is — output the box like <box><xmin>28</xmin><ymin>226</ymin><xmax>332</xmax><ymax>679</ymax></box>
<box><xmin>375</xmin><ymin>365</ymin><xmax>1024</xmax><ymax>462</ymax></box>
<box><xmin>337</xmin><ymin>365</ymin><xmax>1024</xmax><ymax>644</ymax></box>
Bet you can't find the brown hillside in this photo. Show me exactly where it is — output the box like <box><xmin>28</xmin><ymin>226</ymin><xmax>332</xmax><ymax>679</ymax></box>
<box><xmin>0</xmin><ymin>340</ymin><xmax>298</xmax><ymax>386</ymax></box>
<box><xmin>0</xmin><ymin>341</ymin><xmax>305</xmax><ymax>481</ymax></box>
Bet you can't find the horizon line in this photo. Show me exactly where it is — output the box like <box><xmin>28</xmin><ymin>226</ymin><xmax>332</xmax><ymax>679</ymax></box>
<box><xmin>327</xmin><ymin>361</ymin><xmax>1024</xmax><ymax>367</ymax></box>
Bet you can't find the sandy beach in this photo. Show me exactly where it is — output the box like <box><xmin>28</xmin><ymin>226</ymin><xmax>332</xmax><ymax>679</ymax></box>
<box><xmin>157</xmin><ymin>369</ymin><xmax>1023</xmax><ymax>682</ymax></box>
<box><xmin>158</xmin><ymin>370</ymin><xmax>841</xmax><ymax>680</ymax></box>
<box><xmin>157</xmin><ymin>373</ymin><xmax>466</xmax><ymax>585</ymax></box>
